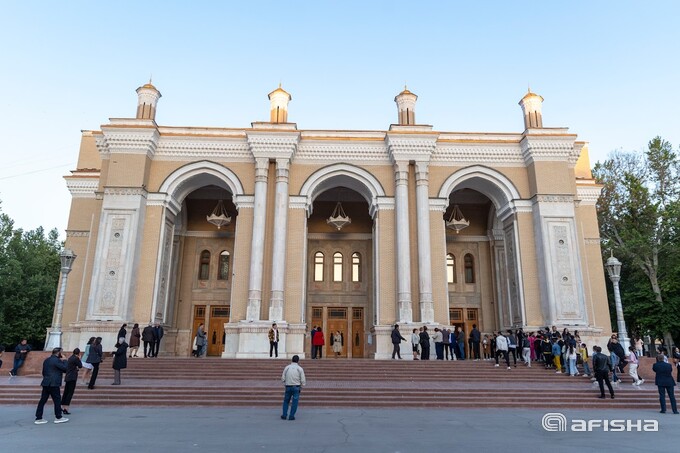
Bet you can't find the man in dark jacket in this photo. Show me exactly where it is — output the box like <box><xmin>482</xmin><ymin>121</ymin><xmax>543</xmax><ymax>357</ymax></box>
<box><xmin>471</xmin><ymin>325</ymin><xmax>481</xmax><ymax>360</ymax></box>
<box><xmin>112</xmin><ymin>337</ymin><xmax>129</xmax><ymax>385</ymax></box>
<box><xmin>153</xmin><ymin>323</ymin><xmax>164</xmax><ymax>358</ymax></box>
<box><xmin>34</xmin><ymin>348</ymin><xmax>68</xmax><ymax>424</ymax></box>
<box><xmin>593</xmin><ymin>345</ymin><xmax>614</xmax><ymax>399</ymax></box>
<box><xmin>391</xmin><ymin>324</ymin><xmax>406</xmax><ymax>359</ymax></box>
<box><xmin>10</xmin><ymin>339</ymin><xmax>31</xmax><ymax>376</ymax></box>
<box><xmin>653</xmin><ymin>354</ymin><xmax>678</xmax><ymax>414</ymax></box>
<box><xmin>142</xmin><ymin>323</ymin><xmax>155</xmax><ymax>358</ymax></box>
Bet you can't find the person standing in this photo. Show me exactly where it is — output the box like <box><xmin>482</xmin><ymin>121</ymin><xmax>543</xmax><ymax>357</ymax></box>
<box><xmin>672</xmin><ymin>346</ymin><xmax>680</xmax><ymax>383</ymax></box>
<box><xmin>310</xmin><ymin>326</ymin><xmax>317</xmax><ymax>358</ymax></box>
<box><xmin>432</xmin><ymin>328</ymin><xmax>444</xmax><ymax>360</ymax></box>
<box><xmin>281</xmin><ymin>355</ymin><xmax>306</xmax><ymax>421</ymax></box>
<box><xmin>195</xmin><ymin>323</ymin><xmax>207</xmax><ymax>357</ymax></box>
<box><xmin>142</xmin><ymin>323</ymin><xmax>155</xmax><ymax>358</ymax></box>
<box><xmin>411</xmin><ymin>328</ymin><xmax>420</xmax><ymax>360</ymax></box>
<box><xmin>269</xmin><ymin>323</ymin><xmax>280</xmax><ymax>358</ymax></box>
<box><xmin>593</xmin><ymin>345</ymin><xmax>615</xmax><ymax>399</ymax></box>
<box><xmin>332</xmin><ymin>331</ymin><xmax>343</xmax><ymax>357</ymax></box>
<box><xmin>10</xmin><ymin>339</ymin><xmax>31</xmax><ymax>376</ymax></box>
<box><xmin>153</xmin><ymin>323</ymin><xmax>164</xmax><ymax>358</ymax></box>
<box><xmin>117</xmin><ymin>324</ymin><xmax>127</xmax><ymax>342</ymax></box>
<box><xmin>456</xmin><ymin>327</ymin><xmax>466</xmax><ymax>360</ymax></box>
<box><xmin>419</xmin><ymin>326</ymin><xmax>430</xmax><ymax>360</ymax></box>
<box><xmin>521</xmin><ymin>334</ymin><xmax>532</xmax><ymax>367</ymax></box>
<box><xmin>80</xmin><ymin>337</ymin><xmax>95</xmax><ymax>384</ymax></box>
<box><xmin>129</xmin><ymin>323</ymin><xmax>141</xmax><ymax>358</ymax></box>
<box><xmin>112</xmin><ymin>337</ymin><xmax>128</xmax><ymax>385</ymax></box>
<box><xmin>566</xmin><ymin>343</ymin><xmax>578</xmax><ymax>376</ymax></box>
<box><xmin>579</xmin><ymin>343</ymin><xmax>592</xmax><ymax>377</ymax></box>
<box><xmin>61</xmin><ymin>348</ymin><xmax>82</xmax><ymax>415</ymax></box>
<box><xmin>391</xmin><ymin>324</ymin><xmax>406</xmax><ymax>359</ymax></box>
<box><xmin>442</xmin><ymin>328</ymin><xmax>451</xmax><ymax>360</ymax></box>
<box><xmin>471</xmin><ymin>324</ymin><xmax>481</xmax><ymax>361</ymax></box>
<box><xmin>86</xmin><ymin>337</ymin><xmax>103</xmax><ymax>389</ymax></box>
<box><xmin>506</xmin><ymin>330</ymin><xmax>517</xmax><ymax>367</ymax></box>
<box><xmin>312</xmin><ymin>327</ymin><xmax>325</xmax><ymax>359</ymax></box>
<box><xmin>34</xmin><ymin>347</ymin><xmax>68</xmax><ymax>424</ymax></box>
<box><xmin>653</xmin><ymin>353</ymin><xmax>678</xmax><ymax>414</ymax></box>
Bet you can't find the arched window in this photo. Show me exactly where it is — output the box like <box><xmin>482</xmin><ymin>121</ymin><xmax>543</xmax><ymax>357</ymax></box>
<box><xmin>314</xmin><ymin>252</ymin><xmax>324</xmax><ymax>282</ymax></box>
<box><xmin>446</xmin><ymin>253</ymin><xmax>456</xmax><ymax>283</ymax></box>
<box><xmin>218</xmin><ymin>251</ymin><xmax>230</xmax><ymax>280</ymax></box>
<box><xmin>333</xmin><ymin>252</ymin><xmax>343</xmax><ymax>282</ymax></box>
<box><xmin>464</xmin><ymin>253</ymin><xmax>475</xmax><ymax>283</ymax></box>
<box><xmin>352</xmin><ymin>252</ymin><xmax>361</xmax><ymax>282</ymax></box>
<box><xmin>198</xmin><ymin>250</ymin><xmax>211</xmax><ymax>280</ymax></box>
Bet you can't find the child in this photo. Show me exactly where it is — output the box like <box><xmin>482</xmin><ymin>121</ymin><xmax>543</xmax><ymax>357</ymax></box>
<box><xmin>552</xmin><ymin>339</ymin><xmax>562</xmax><ymax>373</ymax></box>
<box><xmin>579</xmin><ymin>343</ymin><xmax>591</xmax><ymax>377</ymax></box>
<box><xmin>482</xmin><ymin>335</ymin><xmax>490</xmax><ymax>360</ymax></box>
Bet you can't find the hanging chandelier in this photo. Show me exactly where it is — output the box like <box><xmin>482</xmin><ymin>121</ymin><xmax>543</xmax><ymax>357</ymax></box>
<box><xmin>326</xmin><ymin>201</ymin><xmax>351</xmax><ymax>231</ymax></box>
<box><xmin>445</xmin><ymin>204</ymin><xmax>469</xmax><ymax>234</ymax></box>
<box><xmin>206</xmin><ymin>200</ymin><xmax>232</xmax><ymax>229</ymax></box>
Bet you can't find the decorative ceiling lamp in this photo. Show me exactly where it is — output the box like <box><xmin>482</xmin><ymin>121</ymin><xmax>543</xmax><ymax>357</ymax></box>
<box><xmin>206</xmin><ymin>200</ymin><xmax>231</xmax><ymax>229</ymax></box>
<box><xmin>327</xmin><ymin>201</ymin><xmax>352</xmax><ymax>231</ymax></box>
<box><xmin>445</xmin><ymin>204</ymin><xmax>469</xmax><ymax>234</ymax></box>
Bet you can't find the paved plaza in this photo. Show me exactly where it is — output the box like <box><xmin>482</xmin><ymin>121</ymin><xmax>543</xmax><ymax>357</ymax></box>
<box><xmin>0</xmin><ymin>406</ymin><xmax>677</xmax><ymax>452</ymax></box>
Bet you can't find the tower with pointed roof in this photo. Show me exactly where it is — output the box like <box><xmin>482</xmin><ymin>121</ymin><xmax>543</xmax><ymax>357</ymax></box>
<box><xmin>268</xmin><ymin>84</ymin><xmax>292</xmax><ymax>123</ymax></box>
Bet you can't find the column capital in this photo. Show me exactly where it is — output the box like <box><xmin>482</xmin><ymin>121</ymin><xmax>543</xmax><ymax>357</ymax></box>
<box><xmin>385</xmin><ymin>132</ymin><xmax>438</xmax><ymax>164</ymax></box>
<box><xmin>254</xmin><ymin>157</ymin><xmax>269</xmax><ymax>183</ymax></box>
<box><xmin>415</xmin><ymin>161</ymin><xmax>429</xmax><ymax>186</ymax></box>
<box><xmin>394</xmin><ymin>161</ymin><xmax>409</xmax><ymax>186</ymax></box>
<box><xmin>247</xmin><ymin>131</ymin><xmax>300</xmax><ymax>161</ymax></box>
<box><xmin>275</xmin><ymin>158</ymin><xmax>290</xmax><ymax>183</ymax></box>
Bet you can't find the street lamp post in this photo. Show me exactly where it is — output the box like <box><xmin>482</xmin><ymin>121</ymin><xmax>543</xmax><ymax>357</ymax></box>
<box><xmin>604</xmin><ymin>253</ymin><xmax>630</xmax><ymax>351</ymax></box>
<box><xmin>45</xmin><ymin>249</ymin><xmax>77</xmax><ymax>350</ymax></box>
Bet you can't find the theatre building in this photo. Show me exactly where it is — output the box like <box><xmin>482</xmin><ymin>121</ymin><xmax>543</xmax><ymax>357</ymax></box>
<box><xmin>53</xmin><ymin>81</ymin><xmax>612</xmax><ymax>358</ymax></box>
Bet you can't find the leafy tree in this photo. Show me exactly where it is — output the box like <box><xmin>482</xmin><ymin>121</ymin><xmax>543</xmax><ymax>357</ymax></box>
<box><xmin>593</xmin><ymin>137</ymin><xmax>680</xmax><ymax>346</ymax></box>
<box><xmin>0</xmin><ymin>204</ymin><xmax>62</xmax><ymax>350</ymax></box>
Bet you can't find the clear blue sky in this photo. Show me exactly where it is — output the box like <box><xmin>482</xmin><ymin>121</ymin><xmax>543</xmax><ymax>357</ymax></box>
<box><xmin>1</xmin><ymin>1</ymin><xmax>678</xmax><ymax>234</ymax></box>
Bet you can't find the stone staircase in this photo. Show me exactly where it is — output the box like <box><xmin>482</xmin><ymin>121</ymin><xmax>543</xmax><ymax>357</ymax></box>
<box><xmin>0</xmin><ymin>358</ymin><xmax>660</xmax><ymax>409</ymax></box>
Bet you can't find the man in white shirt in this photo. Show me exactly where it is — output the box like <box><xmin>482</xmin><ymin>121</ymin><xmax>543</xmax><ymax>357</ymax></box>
<box><xmin>494</xmin><ymin>332</ymin><xmax>511</xmax><ymax>369</ymax></box>
<box><xmin>281</xmin><ymin>355</ymin><xmax>306</xmax><ymax>420</ymax></box>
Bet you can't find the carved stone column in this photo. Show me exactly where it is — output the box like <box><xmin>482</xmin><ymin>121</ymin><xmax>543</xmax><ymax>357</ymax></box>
<box><xmin>269</xmin><ymin>158</ymin><xmax>290</xmax><ymax>322</ymax></box>
<box><xmin>394</xmin><ymin>161</ymin><xmax>413</xmax><ymax>323</ymax></box>
<box><xmin>415</xmin><ymin>162</ymin><xmax>434</xmax><ymax>323</ymax></box>
<box><xmin>246</xmin><ymin>157</ymin><xmax>269</xmax><ymax>321</ymax></box>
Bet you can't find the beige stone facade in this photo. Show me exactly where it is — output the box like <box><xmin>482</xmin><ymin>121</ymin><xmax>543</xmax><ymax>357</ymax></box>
<box><xmin>53</xmin><ymin>83</ymin><xmax>612</xmax><ymax>359</ymax></box>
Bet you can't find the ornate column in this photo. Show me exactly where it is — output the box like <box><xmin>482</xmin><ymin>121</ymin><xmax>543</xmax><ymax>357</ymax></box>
<box><xmin>393</xmin><ymin>160</ymin><xmax>413</xmax><ymax>323</ymax></box>
<box><xmin>246</xmin><ymin>157</ymin><xmax>269</xmax><ymax>321</ymax></box>
<box><xmin>269</xmin><ymin>158</ymin><xmax>290</xmax><ymax>321</ymax></box>
<box><xmin>415</xmin><ymin>162</ymin><xmax>434</xmax><ymax>323</ymax></box>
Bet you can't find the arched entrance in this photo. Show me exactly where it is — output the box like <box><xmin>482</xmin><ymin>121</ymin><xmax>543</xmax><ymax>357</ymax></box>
<box><xmin>439</xmin><ymin>166</ymin><xmax>524</xmax><ymax>339</ymax></box>
<box><xmin>300</xmin><ymin>165</ymin><xmax>385</xmax><ymax>358</ymax></box>
<box><xmin>156</xmin><ymin>161</ymin><xmax>244</xmax><ymax>356</ymax></box>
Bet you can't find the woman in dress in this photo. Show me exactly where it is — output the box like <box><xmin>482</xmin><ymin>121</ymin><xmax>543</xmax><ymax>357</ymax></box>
<box><xmin>411</xmin><ymin>328</ymin><xmax>420</xmax><ymax>360</ymax></box>
<box><xmin>129</xmin><ymin>323</ymin><xmax>141</xmax><ymax>358</ymax></box>
<box><xmin>61</xmin><ymin>348</ymin><xmax>82</xmax><ymax>414</ymax></box>
<box><xmin>80</xmin><ymin>337</ymin><xmax>95</xmax><ymax>385</ymax></box>
<box><xmin>86</xmin><ymin>337</ymin><xmax>103</xmax><ymax>389</ymax></box>
<box><xmin>332</xmin><ymin>331</ymin><xmax>342</xmax><ymax>357</ymax></box>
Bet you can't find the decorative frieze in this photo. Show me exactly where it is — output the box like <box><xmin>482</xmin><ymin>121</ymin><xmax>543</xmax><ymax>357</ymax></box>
<box><xmin>576</xmin><ymin>184</ymin><xmax>603</xmax><ymax>205</ymax></box>
<box><xmin>96</xmin><ymin>127</ymin><xmax>160</xmax><ymax>160</ymax></box>
<box><xmin>66</xmin><ymin>230</ymin><xmax>90</xmax><ymax>238</ymax></box>
<box><xmin>432</xmin><ymin>144</ymin><xmax>525</xmax><ymax>166</ymax></box>
<box><xmin>65</xmin><ymin>177</ymin><xmax>99</xmax><ymax>198</ymax></box>
<box><xmin>155</xmin><ymin>138</ymin><xmax>251</xmax><ymax>161</ymax></box>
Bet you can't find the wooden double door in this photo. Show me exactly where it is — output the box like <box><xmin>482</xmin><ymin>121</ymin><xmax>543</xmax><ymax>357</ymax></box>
<box><xmin>449</xmin><ymin>307</ymin><xmax>480</xmax><ymax>358</ymax></box>
<box><xmin>310</xmin><ymin>306</ymin><xmax>364</xmax><ymax>358</ymax></box>
<box><xmin>192</xmin><ymin>304</ymin><xmax>230</xmax><ymax>356</ymax></box>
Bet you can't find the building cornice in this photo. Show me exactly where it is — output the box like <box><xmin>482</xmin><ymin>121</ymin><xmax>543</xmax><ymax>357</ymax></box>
<box><xmin>65</xmin><ymin>176</ymin><xmax>99</xmax><ymax>198</ymax></box>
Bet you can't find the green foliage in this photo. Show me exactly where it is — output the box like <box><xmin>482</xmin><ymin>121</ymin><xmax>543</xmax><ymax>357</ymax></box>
<box><xmin>593</xmin><ymin>137</ymin><xmax>680</xmax><ymax>345</ymax></box>
<box><xmin>0</xmin><ymin>205</ymin><xmax>62</xmax><ymax>349</ymax></box>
